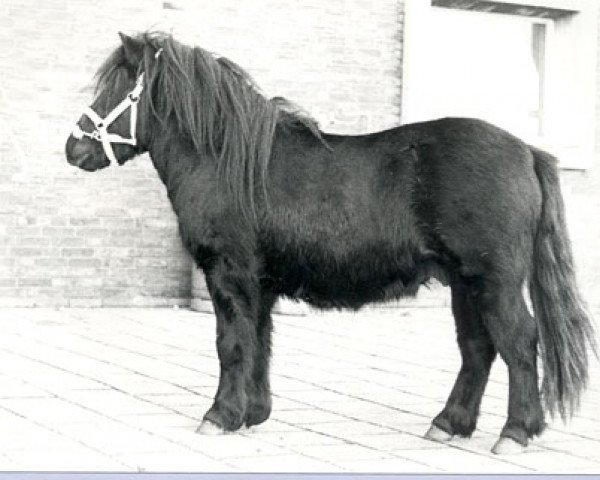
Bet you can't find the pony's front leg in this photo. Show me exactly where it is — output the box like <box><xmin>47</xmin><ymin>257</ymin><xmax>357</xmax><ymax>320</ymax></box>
<box><xmin>197</xmin><ymin>259</ymin><xmax>260</xmax><ymax>434</ymax></box>
<box><xmin>244</xmin><ymin>289</ymin><xmax>276</xmax><ymax>428</ymax></box>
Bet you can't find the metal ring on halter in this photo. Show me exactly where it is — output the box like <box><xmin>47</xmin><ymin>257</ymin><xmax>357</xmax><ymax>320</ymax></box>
<box><xmin>72</xmin><ymin>48</ymin><xmax>163</xmax><ymax>165</ymax></box>
<box><xmin>71</xmin><ymin>71</ymin><xmax>145</xmax><ymax>164</ymax></box>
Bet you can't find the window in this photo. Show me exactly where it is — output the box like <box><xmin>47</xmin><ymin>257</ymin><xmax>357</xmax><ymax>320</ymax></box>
<box><xmin>402</xmin><ymin>0</ymin><xmax>598</xmax><ymax>169</ymax></box>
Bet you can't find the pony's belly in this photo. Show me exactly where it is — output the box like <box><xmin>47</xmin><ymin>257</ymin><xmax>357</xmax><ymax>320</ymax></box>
<box><xmin>264</xmin><ymin>253</ymin><xmax>446</xmax><ymax>310</ymax></box>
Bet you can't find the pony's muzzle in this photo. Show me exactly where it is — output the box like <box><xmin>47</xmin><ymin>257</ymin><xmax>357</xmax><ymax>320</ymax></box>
<box><xmin>65</xmin><ymin>135</ymin><xmax>110</xmax><ymax>171</ymax></box>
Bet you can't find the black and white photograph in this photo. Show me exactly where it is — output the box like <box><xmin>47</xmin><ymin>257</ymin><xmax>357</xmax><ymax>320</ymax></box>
<box><xmin>1</xmin><ymin>0</ymin><xmax>599</xmax><ymax>474</ymax></box>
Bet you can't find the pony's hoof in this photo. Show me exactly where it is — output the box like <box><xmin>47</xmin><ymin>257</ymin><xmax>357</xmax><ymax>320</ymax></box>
<box><xmin>424</xmin><ymin>425</ymin><xmax>453</xmax><ymax>442</ymax></box>
<box><xmin>196</xmin><ymin>419</ymin><xmax>225</xmax><ymax>435</ymax></box>
<box><xmin>491</xmin><ymin>437</ymin><xmax>525</xmax><ymax>455</ymax></box>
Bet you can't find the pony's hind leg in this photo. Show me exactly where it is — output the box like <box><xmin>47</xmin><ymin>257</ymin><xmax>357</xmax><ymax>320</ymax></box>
<box><xmin>426</xmin><ymin>278</ymin><xmax>496</xmax><ymax>441</ymax></box>
<box><xmin>244</xmin><ymin>289</ymin><xmax>276</xmax><ymax>428</ymax></box>
<box><xmin>477</xmin><ymin>280</ymin><xmax>545</xmax><ymax>453</ymax></box>
<box><xmin>197</xmin><ymin>258</ymin><xmax>260</xmax><ymax>434</ymax></box>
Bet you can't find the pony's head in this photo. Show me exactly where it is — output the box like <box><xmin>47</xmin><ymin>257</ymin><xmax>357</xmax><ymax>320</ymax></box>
<box><xmin>65</xmin><ymin>33</ymin><xmax>159</xmax><ymax>171</ymax></box>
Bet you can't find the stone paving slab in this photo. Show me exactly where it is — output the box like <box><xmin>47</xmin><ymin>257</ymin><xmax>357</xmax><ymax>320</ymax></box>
<box><xmin>0</xmin><ymin>306</ymin><xmax>598</xmax><ymax>473</ymax></box>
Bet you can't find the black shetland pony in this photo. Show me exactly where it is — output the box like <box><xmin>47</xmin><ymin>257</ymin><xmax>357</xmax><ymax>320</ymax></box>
<box><xmin>65</xmin><ymin>32</ymin><xmax>596</xmax><ymax>454</ymax></box>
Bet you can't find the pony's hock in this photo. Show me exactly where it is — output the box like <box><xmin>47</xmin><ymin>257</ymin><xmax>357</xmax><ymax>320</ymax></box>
<box><xmin>65</xmin><ymin>31</ymin><xmax>596</xmax><ymax>454</ymax></box>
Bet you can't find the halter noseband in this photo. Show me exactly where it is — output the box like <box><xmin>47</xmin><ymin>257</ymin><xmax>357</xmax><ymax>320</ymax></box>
<box><xmin>71</xmin><ymin>73</ymin><xmax>144</xmax><ymax>164</ymax></box>
<box><xmin>71</xmin><ymin>48</ymin><xmax>162</xmax><ymax>165</ymax></box>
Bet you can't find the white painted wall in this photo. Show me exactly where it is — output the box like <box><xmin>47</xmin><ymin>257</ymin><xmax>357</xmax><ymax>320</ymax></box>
<box><xmin>402</xmin><ymin>0</ymin><xmax>598</xmax><ymax>169</ymax></box>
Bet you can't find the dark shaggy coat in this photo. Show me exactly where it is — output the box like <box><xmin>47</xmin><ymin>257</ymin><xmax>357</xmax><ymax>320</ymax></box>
<box><xmin>65</xmin><ymin>32</ymin><xmax>596</xmax><ymax>449</ymax></box>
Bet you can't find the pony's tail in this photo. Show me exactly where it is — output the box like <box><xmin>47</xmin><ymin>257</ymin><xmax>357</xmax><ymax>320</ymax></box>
<box><xmin>529</xmin><ymin>146</ymin><xmax>597</xmax><ymax>420</ymax></box>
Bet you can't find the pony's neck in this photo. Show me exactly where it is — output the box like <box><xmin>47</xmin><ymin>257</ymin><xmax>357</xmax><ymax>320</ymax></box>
<box><xmin>147</xmin><ymin>128</ymin><xmax>200</xmax><ymax>210</ymax></box>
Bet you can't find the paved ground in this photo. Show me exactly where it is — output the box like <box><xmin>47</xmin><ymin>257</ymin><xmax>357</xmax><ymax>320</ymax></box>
<box><xmin>0</xmin><ymin>306</ymin><xmax>599</xmax><ymax>473</ymax></box>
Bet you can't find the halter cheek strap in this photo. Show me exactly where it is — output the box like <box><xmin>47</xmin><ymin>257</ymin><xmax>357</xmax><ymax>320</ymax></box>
<box><xmin>71</xmin><ymin>48</ymin><xmax>163</xmax><ymax>165</ymax></box>
<box><xmin>71</xmin><ymin>73</ymin><xmax>144</xmax><ymax>164</ymax></box>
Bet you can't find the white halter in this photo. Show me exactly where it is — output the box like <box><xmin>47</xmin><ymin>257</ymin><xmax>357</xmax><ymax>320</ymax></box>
<box><xmin>71</xmin><ymin>72</ymin><xmax>144</xmax><ymax>164</ymax></box>
<box><xmin>71</xmin><ymin>48</ymin><xmax>162</xmax><ymax>164</ymax></box>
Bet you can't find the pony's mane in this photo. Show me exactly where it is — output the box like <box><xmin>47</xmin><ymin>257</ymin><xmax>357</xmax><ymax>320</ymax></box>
<box><xmin>95</xmin><ymin>32</ymin><xmax>325</xmax><ymax>224</ymax></box>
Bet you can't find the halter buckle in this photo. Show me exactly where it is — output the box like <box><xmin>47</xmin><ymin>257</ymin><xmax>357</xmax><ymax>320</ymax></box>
<box><xmin>72</xmin><ymin>72</ymin><xmax>145</xmax><ymax>164</ymax></box>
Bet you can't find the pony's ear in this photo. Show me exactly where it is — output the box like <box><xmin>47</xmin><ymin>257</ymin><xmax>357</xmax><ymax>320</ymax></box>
<box><xmin>118</xmin><ymin>32</ymin><xmax>144</xmax><ymax>68</ymax></box>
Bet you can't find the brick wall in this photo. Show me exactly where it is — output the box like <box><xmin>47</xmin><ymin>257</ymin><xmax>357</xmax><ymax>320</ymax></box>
<box><xmin>0</xmin><ymin>0</ymin><xmax>405</xmax><ymax>307</ymax></box>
